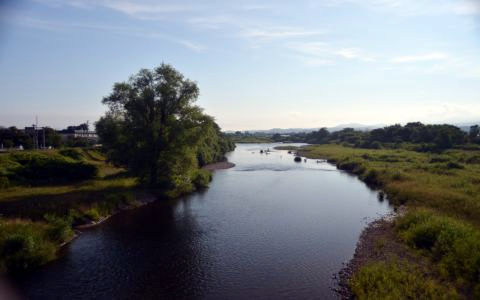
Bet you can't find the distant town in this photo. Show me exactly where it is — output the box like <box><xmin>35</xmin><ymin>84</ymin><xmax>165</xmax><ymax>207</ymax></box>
<box><xmin>0</xmin><ymin>122</ymin><xmax>98</xmax><ymax>151</ymax></box>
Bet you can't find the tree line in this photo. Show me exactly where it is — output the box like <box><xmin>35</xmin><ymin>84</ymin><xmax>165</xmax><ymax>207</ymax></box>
<box><xmin>0</xmin><ymin>123</ymin><xmax>95</xmax><ymax>150</ymax></box>
<box><xmin>272</xmin><ymin>122</ymin><xmax>480</xmax><ymax>151</ymax></box>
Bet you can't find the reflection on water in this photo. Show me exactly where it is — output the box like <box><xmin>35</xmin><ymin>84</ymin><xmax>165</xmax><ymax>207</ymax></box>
<box><xmin>11</xmin><ymin>143</ymin><xmax>391</xmax><ymax>299</ymax></box>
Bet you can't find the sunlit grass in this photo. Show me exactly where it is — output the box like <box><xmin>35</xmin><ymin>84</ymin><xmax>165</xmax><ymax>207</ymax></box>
<box><xmin>350</xmin><ymin>260</ymin><xmax>461</xmax><ymax>300</ymax></box>
<box><xmin>0</xmin><ymin>148</ymin><xmax>137</xmax><ymax>202</ymax></box>
<box><xmin>0</xmin><ymin>177</ymin><xmax>137</xmax><ymax>202</ymax></box>
<box><xmin>300</xmin><ymin>144</ymin><xmax>480</xmax><ymax>298</ymax></box>
<box><xmin>299</xmin><ymin>144</ymin><xmax>480</xmax><ymax>223</ymax></box>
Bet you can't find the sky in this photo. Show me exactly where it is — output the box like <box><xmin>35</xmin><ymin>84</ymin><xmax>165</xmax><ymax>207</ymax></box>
<box><xmin>0</xmin><ymin>0</ymin><xmax>479</xmax><ymax>131</ymax></box>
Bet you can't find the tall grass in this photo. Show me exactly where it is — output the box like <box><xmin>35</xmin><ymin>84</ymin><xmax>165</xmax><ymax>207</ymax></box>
<box><xmin>396</xmin><ymin>210</ymin><xmax>480</xmax><ymax>294</ymax></box>
<box><xmin>0</xmin><ymin>219</ymin><xmax>57</xmax><ymax>273</ymax></box>
<box><xmin>300</xmin><ymin>144</ymin><xmax>480</xmax><ymax>298</ymax></box>
<box><xmin>299</xmin><ymin>144</ymin><xmax>480</xmax><ymax>223</ymax></box>
<box><xmin>350</xmin><ymin>260</ymin><xmax>460</xmax><ymax>300</ymax></box>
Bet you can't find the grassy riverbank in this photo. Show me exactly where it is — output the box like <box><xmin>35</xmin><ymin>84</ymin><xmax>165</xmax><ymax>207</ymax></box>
<box><xmin>299</xmin><ymin>144</ymin><xmax>480</xmax><ymax>299</ymax></box>
<box><xmin>0</xmin><ymin>148</ymin><xmax>143</xmax><ymax>273</ymax></box>
<box><xmin>0</xmin><ymin>146</ymin><xmax>231</xmax><ymax>274</ymax></box>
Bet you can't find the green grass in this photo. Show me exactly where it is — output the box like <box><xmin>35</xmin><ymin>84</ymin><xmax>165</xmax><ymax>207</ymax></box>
<box><xmin>299</xmin><ymin>144</ymin><xmax>480</xmax><ymax>223</ymax></box>
<box><xmin>229</xmin><ymin>136</ymin><xmax>273</xmax><ymax>143</ymax></box>
<box><xmin>300</xmin><ymin>144</ymin><xmax>480</xmax><ymax>298</ymax></box>
<box><xmin>395</xmin><ymin>210</ymin><xmax>480</xmax><ymax>292</ymax></box>
<box><xmin>350</xmin><ymin>260</ymin><xmax>461</xmax><ymax>300</ymax></box>
<box><xmin>0</xmin><ymin>148</ymin><xmax>141</xmax><ymax>273</ymax></box>
<box><xmin>0</xmin><ymin>148</ymin><xmax>136</xmax><ymax>202</ymax></box>
<box><xmin>273</xmin><ymin>145</ymin><xmax>299</xmax><ymax>151</ymax></box>
<box><xmin>0</xmin><ymin>219</ymin><xmax>62</xmax><ymax>273</ymax></box>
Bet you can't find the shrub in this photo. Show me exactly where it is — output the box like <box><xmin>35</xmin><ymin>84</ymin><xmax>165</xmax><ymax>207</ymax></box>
<box><xmin>192</xmin><ymin>169</ymin><xmax>212</xmax><ymax>189</ymax></box>
<box><xmin>59</xmin><ymin>148</ymin><xmax>84</xmax><ymax>160</ymax></box>
<box><xmin>0</xmin><ymin>223</ymin><xmax>56</xmax><ymax>272</ymax></box>
<box><xmin>396</xmin><ymin>210</ymin><xmax>480</xmax><ymax>286</ymax></box>
<box><xmin>0</xmin><ymin>176</ymin><xmax>9</xmax><ymax>189</ymax></box>
<box><xmin>44</xmin><ymin>214</ymin><xmax>74</xmax><ymax>243</ymax></box>
<box><xmin>361</xmin><ymin>169</ymin><xmax>382</xmax><ymax>186</ymax></box>
<box><xmin>337</xmin><ymin>159</ymin><xmax>366</xmax><ymax>174</ymax></box>
<box><xmin>466</xmin><ymin>155</ymin><xmax>480</xmax><ymax>164</ymax></box>
<box><xmin>350</xmin><ymin>260</ymin><xmax>459</xmax><ymax>300</ymax></box>
<box><xmin>446</xmin><ymin>161</ymin><xmax>464</xmax><ymax>169</ymax></box>
<box><xmin>390</xmin><ymin>171</ymin><xmax>407</xmax><ymax>181</ymax></box>
<box><xmin>429</xmin><ymin>156</ymin><xmax>450</xmax><ymax>163</ymax></box>
<box><xmin>13</xmin><ymin>154</ymin><xmax>98</xmax><ymax>184</ymax></box>
<box><xmin>83</xmin><ymin>207</ymin><xmax>101</xmax><ymax>221</ymax></box>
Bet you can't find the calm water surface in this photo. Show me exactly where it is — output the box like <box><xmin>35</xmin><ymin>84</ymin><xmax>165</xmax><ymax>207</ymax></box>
<box><xmin>10</xmin><ymin>143</ymin><xmax>391</xmax><ymax>299</ymax></box>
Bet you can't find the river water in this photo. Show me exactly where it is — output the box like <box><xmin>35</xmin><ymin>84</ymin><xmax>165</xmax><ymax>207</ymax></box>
<box><xmin>10</xmin><ymin>143</ymin><xmax>391</xmax><ymax>299</ymax></box>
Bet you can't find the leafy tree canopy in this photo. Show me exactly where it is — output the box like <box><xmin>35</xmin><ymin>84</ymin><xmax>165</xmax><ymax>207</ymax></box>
<box><xmin>96</xmin><ymin>64</ymin><xmax>234</xmax><ymax>190</ymax></box>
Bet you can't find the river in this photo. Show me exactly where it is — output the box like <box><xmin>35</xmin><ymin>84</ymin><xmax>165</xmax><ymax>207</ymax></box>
<box><xmin>10</xmin><ymin>143</ymin><xmax>392</xmax><ymax>299</ymax></box>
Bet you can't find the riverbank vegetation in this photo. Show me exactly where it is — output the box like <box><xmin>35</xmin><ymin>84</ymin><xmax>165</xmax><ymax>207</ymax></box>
<box><xmin>0</xmin><ymin>64</ymin><xmax>234</xmax><ymax>274</ymax></box>
<box><xmin>226</xmin><ymin>131</ymin><xmax>273</xmax><ymax>143</ymax></box>
<box><xmin>299</xmin><ymin>144</ymin><xmax>480</xmax><ymax>298</ymax></box>
<box><xmin>277</xmin><ymin>122</ymin><xmax>479</xmax><ymax>151</ymax></box>
<box><xmin>96</xmin><ymin>64</ymin><xmax>234</xmax><ymax>197</ymax></box>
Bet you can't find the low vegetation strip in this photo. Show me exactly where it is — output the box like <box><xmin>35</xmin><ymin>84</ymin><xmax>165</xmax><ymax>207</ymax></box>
<box><xmin>299</xmin><ymin>144</ymin><xmax>480</xmax><ymax>223</ymax></box>
<box><xmin>299</xmin><ymin>144</ymin><xmax>480</xmax><ymax>298</ymax></box>
<box><xmin>0</xmin><ymin>148</ymin><xmax>142</xmax><ymax>273</ymax></box>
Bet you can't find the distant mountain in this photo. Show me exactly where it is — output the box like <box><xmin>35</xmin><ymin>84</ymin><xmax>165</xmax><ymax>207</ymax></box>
<box><xmin>231</xmin><ymin>123</ymin><xmax>385</xmax><ymax>134</ymax></box>
<box><xmin>327</xmin><ymin>123</ymin><xmax>385</xmax><ymax>132</ymax></box>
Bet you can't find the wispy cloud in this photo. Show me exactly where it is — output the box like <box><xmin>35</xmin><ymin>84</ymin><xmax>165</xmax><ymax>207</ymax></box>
<box><xmin>392</xmin><ymin>52</ymin><xmax>449</xmax><ymax>63</ymax></box>
<box><xmin>335</xmin><ymin>48</ymin><xmax>376</xmax><ymax>62</ymax></box>
<box><xmin>100</xmin><ymin>0</ymin><xmax>195</xmax><ymax>19</ymax></box>
<box><xmin>288</xmin><ymin>42</ymin><xmax>376</xmax><ymax>65</ymax></box>
<box><xmin>242</xmin><ymin>27</ymin><xmax>325</xmax><ymax>41</ymax></box>
<box><xmin>319</xmin><ymin>0</ymin><xmax>480</xmax><ymax>16</ymax></box>
<box><xmin>7</xmin><ymin>15</ymin><xmax>206</xmax><ymax>52</ymax></box>
<box><xmin>34</xmin><ymin>0</ymin><xmax>197</xmax><ymax>19</ymax></box>
<box><xmin>179</xmin><ymin>40</ymin><xmax>206</xmax><ymax>52</ymax></box>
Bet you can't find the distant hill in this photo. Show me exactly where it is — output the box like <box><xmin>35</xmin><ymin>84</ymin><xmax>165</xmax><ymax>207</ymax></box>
<box><xmin>226</xmin><ymin>121</ymin><xmax>480</xmax><ymax>135</ymax></box>
<box><xmin>226</xmin><ymin>123</ymin><xmax>385</xmax><ymax>134</ymax></box>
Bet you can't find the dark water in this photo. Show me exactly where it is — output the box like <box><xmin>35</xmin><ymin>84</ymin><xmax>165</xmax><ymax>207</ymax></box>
<box><xmin>9</xmin><ymin>144</ymin><xmax>391</xmax><ymax>299</ymax></box>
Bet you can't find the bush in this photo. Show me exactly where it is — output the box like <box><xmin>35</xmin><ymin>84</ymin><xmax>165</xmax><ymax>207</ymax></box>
<box><xmin>83</xmin><ymin>207</ymin><xmax>101</xmax><ymax>221</ymax></box>
<box><xmin>429</xmin><ymin>156</ymin><xmax>451</xmax><ymax>163</ymax></box>
<box><xmin>59</xmin><ymin>148</ymin><xmax>84</xmax><ymax>160</ymax></box>
<box><xmin>0</xmin><ymin>223</ymin><xmax>57</xmax><ymax>272</ymax></box>
<box><xmin>350</xmin><ymin>260</ymin><xmax>459</xmax><ymax>300</ymax></box>
<box><xmin>446</xmin><ymin>161</ymin><xmax>464</xmax><ymax>169</ymax></box>
<box><xmin>466</xmin><ymin>155</ymin><xmax>480</xmax><ymax>164</ymax></box>
<box><xmin>12</xmin><ymin>153</ymin><xmax>98</xmax><ymax>184</ymax></box>
<box><xmin>396</xmin><ymin>210</ymin><xmax>480</xmax><ymax>286</ymax></box>
<box><xmin>0</xmin><ymin>176</ymin><xmax>9</xmax><ymax>189</ymax></box>
<box><xmin>44</xmin><ymin>214</ymin><xmax>74</xmax><ymax>243</ymax></box>
<box><xmin>337</xmin><ymin>159</ymin><xmax>366</xmax><ymax>174</ymax></box>
<box><xmin>361</xmin><ymin>169</ymin><xmax>381</xmax><ymax>186</ymax></box>
<box><xmin>192</xmin><ymin>169</ymin><xmax>212</xmax><ymax>189</ymax></box>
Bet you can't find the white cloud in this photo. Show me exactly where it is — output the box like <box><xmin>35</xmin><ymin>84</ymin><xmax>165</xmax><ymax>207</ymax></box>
<box><xmin>7</xmin><ymin>15</ymin><xmax>207</xmax><ymax>52</ymax></box>
<box><xmin>179</xmin><ymin>40</ymin><xmax>206</xmax><ymax>52</ymax></box>
<box><xmin>100</xmin><ymin>0</ymin><xmax>194</xmax><ymax>19</ymax></box>
<box><xmin>288</xmin><ymin>42</ymin><xmax>376</xmax><ymax>65</ymax></box>
<box><xmin>335</xmin><ymin>48</ymin><xmax>376</xmax><ymax>61</ymax></box>
<box><xmin>242</xmin><ymin>27</ymin><xmax>324</xmax><ymax>41</ymax></box>
<box><xmin>392</xmin><ymin>52</ymin><xmax>449</xmax><ymax>63</ymax></box>
<box><xmin>288</xmin><ymin>42</ymin><xmax>330</xmax><ymax>56</ymax></box>
<box><xmin>319</xmin><ymin>0</ymin><xmax>480</xmax><ymax>16</ymax></box>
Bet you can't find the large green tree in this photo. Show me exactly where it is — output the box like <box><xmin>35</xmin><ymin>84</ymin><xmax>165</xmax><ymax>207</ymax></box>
<box><xmin>96</xmin><ymin>64</ymin><xmax>233</xmax><ymax>189</ymax></box>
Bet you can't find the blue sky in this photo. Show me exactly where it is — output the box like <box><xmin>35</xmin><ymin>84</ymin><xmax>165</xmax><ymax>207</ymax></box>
<box><xmin>0</xmin><ymin>0</ymin><xmax>479</xmax><ymax>130</ymax></box>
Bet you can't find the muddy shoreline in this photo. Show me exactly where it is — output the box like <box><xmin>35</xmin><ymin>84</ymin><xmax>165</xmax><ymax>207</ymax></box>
<box><xmin>334</xmin><ymin>209</ymin><xmax>409</xmax><ymax>299</ymax></box>
<box><xmin>202</xmin><ymin>161</ymin><xmax>235</xmax><ymax>171</ymax></box>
